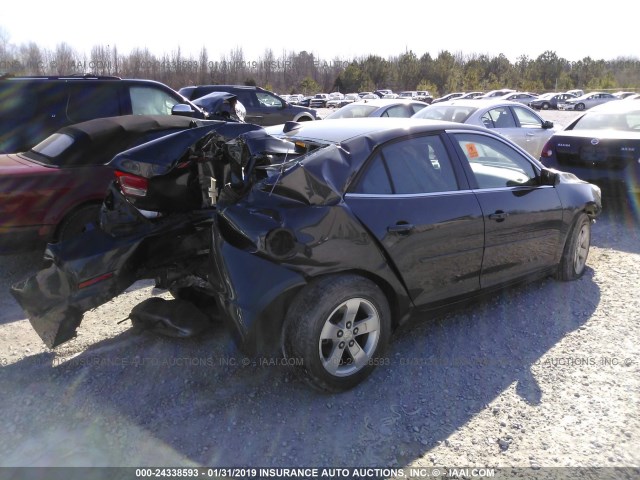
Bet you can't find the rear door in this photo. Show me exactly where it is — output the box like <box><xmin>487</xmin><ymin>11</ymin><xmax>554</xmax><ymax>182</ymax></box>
<box><xmin>480</xmin><ymin>105</ymin><xmax>526</xmax><ymax>151</ymax></box>
<box><xmin>345</xmin><ymin>133</ymin><xmax>485</xmax><ymax>306</ymax></box>
<box><xmin>0</xmin><ymin>81</ymin><xmax>69</xmax><ymax>152</ymax></box>
<box><xmin>449</xmin><ymin>131</ymin><xmax>564</xmax><ymax>288</ymax></box>
<box><xmin>66</xmin><ymin>81</ymin><xmax>123</xmax><ymax>123</ymax></box>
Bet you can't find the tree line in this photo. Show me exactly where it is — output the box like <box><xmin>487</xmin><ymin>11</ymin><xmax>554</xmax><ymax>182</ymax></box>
<box><xmin>1</xmin><ymin>36</ymin><xmax>639</xmax><ymax>97</ymax></box>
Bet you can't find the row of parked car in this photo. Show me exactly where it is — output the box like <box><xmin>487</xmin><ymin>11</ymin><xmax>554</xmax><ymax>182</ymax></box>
<box><xmin>431</xmin><ymin>88</ymin><xmax>639</xmax><ymax>111</ymax></box>
<box><xmin>1</xmin><ymin>75</ymin><xmax>635</xmax><ymax>393</ymax></box>
<box><xmin>278</xmin><ymin>90</ymin><xmax>435</xmax><ymax>108</ymax></box>
<box><xmin>1</xmin><ymin>76</ymin><xmax>636</xmax><ymax>256</ymax></box>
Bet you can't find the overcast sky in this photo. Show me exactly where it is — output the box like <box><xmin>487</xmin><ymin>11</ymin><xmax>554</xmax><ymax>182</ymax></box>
<box><xmin>1</xmin><ymin>0</ymin><xmax>636</xmax><ymax>63</ymax></box>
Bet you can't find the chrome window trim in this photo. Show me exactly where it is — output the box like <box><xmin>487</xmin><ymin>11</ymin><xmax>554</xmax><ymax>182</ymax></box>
<box><xmin>345</xmin><ymin>185</ymin><xmax>553</xmax><ymax>199</ymax></box>
<box><xmin>345</xmin><ymin>190</ymin><xmax>474</xmax><ymax>199</ymax></box>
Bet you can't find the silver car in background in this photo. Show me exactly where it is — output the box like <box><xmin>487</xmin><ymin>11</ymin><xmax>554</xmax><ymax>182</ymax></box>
<box><xmin>412</xmin><ymin>99</ymin><xmax>558</xmax><ymax>158</ymax></box>
<box><xmin>324</xmin><ymin>99</ymin><xmax>429</xmax><ymax>119</ymax></box>
<box><xmin>558</xmin><ymin>92</ymin><xmax>618</xmax><ymax>111</ymax></box>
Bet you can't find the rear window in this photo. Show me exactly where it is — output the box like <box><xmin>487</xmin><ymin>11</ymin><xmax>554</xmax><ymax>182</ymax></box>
<box><xmin>30</xmin><ymin>133</ymin><xmax>75</xmax><ymax>158</ymax></box>
<box><xmin>572</xmin><ymin>111</ymin><xmax>640</xmax><ymax>131</ymax></box>
<box><xmin>325</xmin><ymin>104</ymin><xmax>378</xmax><ymax>119</ymax></box>
<box><xmin>413</xmin><ymin>106</ymin><xmax>476</xmax><ymax>123</ymax></box>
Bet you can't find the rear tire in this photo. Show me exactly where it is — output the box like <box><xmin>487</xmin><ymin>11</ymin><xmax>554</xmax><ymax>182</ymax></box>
<box><xmin>284</xmin><ymin>275</ymin><xmax>391</xmax><ymax>392</ymax></box>
<box><xmin>542</xmin><ymin>103</ymin><xmax>550</xmax><ymax>110</ymax></box>
<box><xmin>556</xmin><ymin>213</ymin><xmax>591</xmax><ymax>281</ymax></box>
<box><xmin>56</xmin><ymin>204</ymin><xmax>101</xmax><ymax>243</ymax></box>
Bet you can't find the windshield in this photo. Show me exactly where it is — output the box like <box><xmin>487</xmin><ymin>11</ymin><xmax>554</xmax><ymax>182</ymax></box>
<box><xmin>571</xmin><ymin>110</ymin><xmax>640</xmax><ymax>131</ymax></box>
<box><xmin>412</xmin><ymin>105</ymin><xmax>476</xmax><ymax>123</ymax></box>
<box><xmin>324</xmin><ymin>104</ymin><xmax>379</xmax><ymax>119</ymax></box>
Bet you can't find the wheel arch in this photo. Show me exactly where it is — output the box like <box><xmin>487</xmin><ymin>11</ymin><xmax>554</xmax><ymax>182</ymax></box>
<box><xmin>251</xmin><ymin>268</ymin><xmax>410</xmax><ymax>356</ymax></box>
<box><xmin>292</xmin><ymin>112</ymin><xmax>315</xmax><ymax>122</ymax></box>
<box><xmin>52</xmin><ymin>200</ymin><xmax>103</xmax><ymax>242</ymax></box>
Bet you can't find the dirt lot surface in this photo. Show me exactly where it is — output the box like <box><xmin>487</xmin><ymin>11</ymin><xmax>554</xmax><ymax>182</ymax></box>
<box><xmin>0</xmin><ymin>110</ymin><xmax>638</xmax><ymax>478</ymax></box>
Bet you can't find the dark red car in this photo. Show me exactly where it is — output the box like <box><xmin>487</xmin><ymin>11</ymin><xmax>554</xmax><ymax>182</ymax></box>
<box><xmin>0</xmin><ymin>115</ymin><xmax>211</xmax><ymax>253</ymax></box>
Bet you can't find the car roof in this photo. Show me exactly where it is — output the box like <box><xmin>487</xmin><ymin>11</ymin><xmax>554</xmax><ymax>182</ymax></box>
<box><xmin>58</xmin><ymin>114</ymin><xmax>203</xmax><ymax>142</ymax></box>
<box><xmin>575</xmin><ymin>92</ymin><xmax>607</xmax><ymax>98</ymax></box>
<box><xmin>349</xmin><ymin>98</ymin><xmax>428</xmax><ymax>108</ymax></box>
<box><xmin>23</xmin><ymin>115</ymin><xmax>212</xmax><ymax>167</ymax></box>
<box><xmin>184</xmin><ymin>84</ymin><xmax>260</xmax><ymax>90</ymax></box>
<box><xmin>433</xmin><ymin>99</ymin><xmax>524</xmax><ymax>108</ymax></box>
<box><xmin>265</xmin><ymin>117</ymin><xmax>485</xmax><ymax>144</ymax></box>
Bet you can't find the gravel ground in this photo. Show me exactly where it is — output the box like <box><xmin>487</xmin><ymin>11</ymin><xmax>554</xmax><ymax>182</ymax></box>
<box><xmin>0</xmin><ymin>110</ymin><xmax>638</xmax><ymax>478</ymax></box>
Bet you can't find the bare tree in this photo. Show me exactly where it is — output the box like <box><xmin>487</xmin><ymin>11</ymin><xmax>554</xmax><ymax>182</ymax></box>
<box><xmin>54</xmin><ymin>42</ymin><xmax>77</xmax><ymax>75</ymax></box>
<box><xmin>19</xmin><ymin>42</ymin><xmax>45</xmax><ymax>75</ymax></box>
<box><xmin>197</xmin><ymin>46</ymin><xmax>209</xmax><ymax>85</ymax></box>
<box><xmin>90</xmin><ymin>44</ymin><xmax>112</xmax><ymax>75</ymax></box>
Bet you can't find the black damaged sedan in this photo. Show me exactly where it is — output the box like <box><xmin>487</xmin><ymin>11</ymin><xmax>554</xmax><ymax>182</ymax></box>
<box><xmin>12</xmin><ymin>118</ymin><xmax>602</xmax><ymax>392</ymax></box>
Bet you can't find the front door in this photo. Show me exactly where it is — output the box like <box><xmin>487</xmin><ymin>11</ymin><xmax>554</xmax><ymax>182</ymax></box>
<box><xmin>449</xmin><ymin>131</ymin><xmax>564</xmax><ymax>288</ymax></box>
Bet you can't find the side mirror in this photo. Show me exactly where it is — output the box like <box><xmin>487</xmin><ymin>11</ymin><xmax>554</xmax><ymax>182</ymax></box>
<box><xmin>540</xmin><ymin>168</ymin><xmax>558</xmax><ymax>186</ymax></box>
<box><xmin>542</xmin><ymin>120</ymin><xmax>554</xmax><ymax>129</ymax></box>
<box><xmin>171</xmin><ymin>104</ymin><xmax>196</xmax><ymax>117</ymax></box>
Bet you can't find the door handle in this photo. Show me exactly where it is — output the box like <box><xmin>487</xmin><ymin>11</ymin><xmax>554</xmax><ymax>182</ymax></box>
<box><xmin>488</xmin><ymin>211</ymin><xmax>509</xmax><ymax>222</ymax></box>
<box><xmin>387</xmin><ymin>223</ymin><xmax>414</xmax><ymax>234</ymax></box>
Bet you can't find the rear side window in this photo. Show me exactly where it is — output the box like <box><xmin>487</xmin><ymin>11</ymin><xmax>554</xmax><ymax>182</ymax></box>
<box><xmin>130</xmin><ymin>86</ymin><xmax>180</xmax><ymax>115</ymax></box>
<box><xmin>481</xmin><ymin>107</ymin><xmax>516</xmax><ymax>129</ymax></box>
<box><xmin>66</xmin><ymin>83</ymin><xmax>121</xmax><ymax>122</ymax></box>
<box><xmin>0</xmin><ymin>82</ymin><xmax>67</xmax><ymax>120</ymax></box>
<box><xmin>354</xmin><ymin>135</ymin><xmax>458</xmax><ymax>194</ymax></box>
<box><xmin>380</xmin><ymin>105</ymin><xmax>409</xmax><ymax>118</ymax></box>
<box><xmin>0</xmin><ymin>83</ymin><xmax>38</xmax><ymax>119</ymax></box>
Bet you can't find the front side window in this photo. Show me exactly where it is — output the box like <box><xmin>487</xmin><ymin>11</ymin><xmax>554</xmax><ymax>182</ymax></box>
<box><xmin>512</xmin><ymin>106</ymin><xmax>543</xmax><ymax>128</ymax></box>
<box><xmin>452</xmin><ymin>133</ymin><xmax>537</xmax><ymax>189</ymax></box>
<box><xmin>354</xmin><ymin>135</ymin><xmax>458</xmax><ymax>194</ymax></box>
<box><xmin>130</xmin><ymin>86</ymin><xmax>179</xmax><ymax>115</ymax></box>
<box><xmin>257</xmin><ymin>92</ymin><xmax>282</xmax><ymax>107</ymax></box>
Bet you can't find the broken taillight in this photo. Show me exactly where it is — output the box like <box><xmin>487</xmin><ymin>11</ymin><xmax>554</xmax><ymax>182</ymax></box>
<box><xmin>115</xmin><ymin>171</ymin><xmax>148</xmax><ymax>197</ymax></box>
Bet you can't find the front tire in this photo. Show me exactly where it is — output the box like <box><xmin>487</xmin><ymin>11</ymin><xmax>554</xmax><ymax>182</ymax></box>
<box><xmin>575</xmin><ymin>103</ymin><xmax>586</xmax><ymax>111</ymax></box>
<box><xmin>556</xmin><ymin>213</ymin><xmax>591</xmax><ymax>281</ymax></box>
<box><xmin>284</xmin><ymin>275</ymin><xmax>391</xmax><ymax>392</ymax></box>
